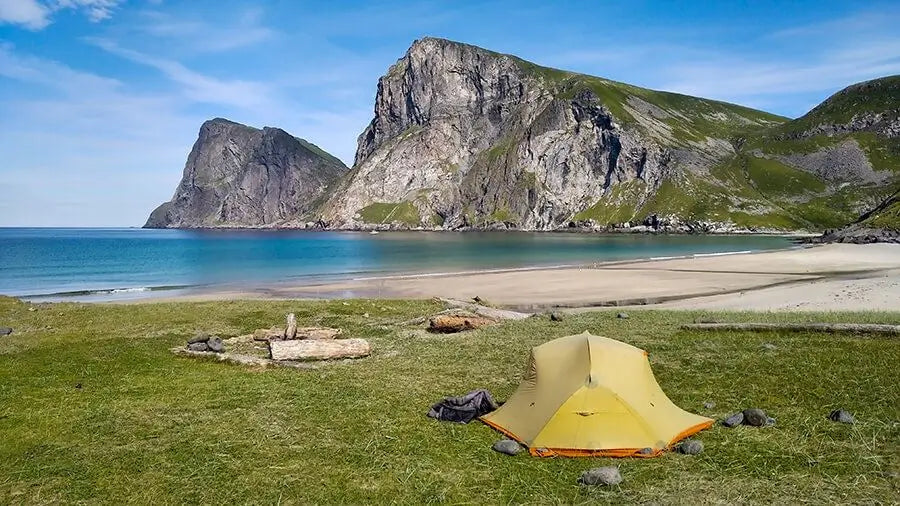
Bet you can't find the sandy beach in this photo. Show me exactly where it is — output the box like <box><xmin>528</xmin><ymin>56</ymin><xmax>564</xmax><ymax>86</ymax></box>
<box><xmin>150</xmin><ymin>243</ymin><xmax>900</xmax><ymax>312</ymax></box>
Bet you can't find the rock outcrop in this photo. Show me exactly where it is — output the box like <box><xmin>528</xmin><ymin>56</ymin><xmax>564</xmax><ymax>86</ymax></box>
<box><xmin>146</xmin><ymin>39</ymin><xmax>899</xmax><ymax>232</ymax></box>
<box><xmin>145</xmin><ymin>118</ymin><xmax>348</xmax><ymax>228</ymax></box>
<box><xmin>320</xmin><ymin>37</ymin><xmax>784</xmax><ymax>230</ymax></box>
<box><xmin>811</xmin><ymin>190</ymin><xmax>900</xmax><ymax>243</ymax></box>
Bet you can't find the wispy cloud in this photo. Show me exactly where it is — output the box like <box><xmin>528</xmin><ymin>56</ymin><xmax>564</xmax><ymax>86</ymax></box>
<box><xmin>659</xmin><ymin>39</ymin><xmax>900</xmax><ymax>112</ymax></box>
<box><xmin>0</xmin><ymin>0</ymin><xmax>122</xmax><ymax>30</ymax></box>
<box><xmin>135</xmin><ymin>8</ymin><xmax>277</xmax><ymax>53</ymax></box>
<box><xmin>0</xmin><ymin>43</ymin><xmax>199</xmax><ymax>226</ymax></box>
<box><xmin>85</xmin><ymin>37</ymin><xmax>272</xmax><ymax>109</ymax></box>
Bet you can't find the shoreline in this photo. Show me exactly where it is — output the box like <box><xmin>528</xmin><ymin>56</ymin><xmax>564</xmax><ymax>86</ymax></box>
<box><xmin>96</xmin><ymin>243</ymin><xmax>900</xmax><ymax>312</ymax></box>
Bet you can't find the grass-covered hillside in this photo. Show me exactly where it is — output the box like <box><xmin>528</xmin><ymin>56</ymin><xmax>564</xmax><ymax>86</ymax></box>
<box><xmin>1</xmin><ymin>296</ymin><xmax>897</xmax><ymax>503</ymax></box>
<box><xmin>568</xmin><ymin>74</ymin><xmax>900</xmax><ymax>231</ymax></box>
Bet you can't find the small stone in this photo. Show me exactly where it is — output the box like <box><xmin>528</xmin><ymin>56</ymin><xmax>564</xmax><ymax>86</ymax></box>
<box><xmin>491</xmin><ymin>439</ymin><xmax>522</xmax><ymax>456</ymax></box>
<box><xmin>765</xmin><ymin>417</ymin><xmax>777</xmax><ymax>426</ymax></box>
<box><xmin>207</xmin><ymin>337</ymin><xmax>224</xmax><ymax>353</ymax></box>
<box><xmin>638</xmin><ymin>447</ymin><xmax>654</xmax><ymax>455</ymax></box>
<box><xmin>472</xmin><ymin>296</ymin><xmax>483</xmax><ymax>304</ymax></box>
<box><xmin>187</xmin><ymin>332</ymin><xmax>210</xmax><ymax>344</ymax></box>
<box><xmin>703</xmin><ymin>401</ymin><xmax>715</xmax><ymax>409</ymax></box>
<box><xmin>742</xmin><ymin>408</ymin><xmax>768</xmax><ymax>427</ymax></box>
<box><xmin>187</xmin><ymin>342</ymin><xmax>209</xmax><ymax>352</ymax></box>
<box><xmin>760</xmin><ymin>343</ymin><xmax>777</xmax><ymax>350</ymax></box>
<box><xmin>579</xmin><ymin>466</ymin><xmax>622</xmax><ymax>486</ymax></box>
<box><xmin>722</xmin><ymin>412</ymin><xmax>744</xmax><ymax>427</ymax></box>
<box><xmin>549</xmin><ymin>312</ymin><xmax>564</xmax><ymax>322</ymax></box>
<box><xmin>677</xmin><ymin>439</ymin><xmax>704</xmax><ymax>455</ymax></box>
<box><xmin>0</xmin><ymin>327</ymin><xmax>12</xmax><ymax>336</ymax></box>
<box><xmin>828</xmin><ymin>409</ymin><xmax>855</xmax><ymax>424</ymax></box>
<box><xmin>616</xmin><ymin>312</ymin><xmax>629</xmax><ymax>319</ymax></box>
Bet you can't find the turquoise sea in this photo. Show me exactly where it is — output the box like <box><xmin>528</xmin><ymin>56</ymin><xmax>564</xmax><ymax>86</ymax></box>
<box><xmin>0</xmin><ymin>228</ymin><xmax>796</xmax><ymax>302</ymax></box>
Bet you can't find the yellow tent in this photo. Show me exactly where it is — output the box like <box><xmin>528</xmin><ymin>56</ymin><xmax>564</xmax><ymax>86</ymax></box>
<box><xmin>481</xmin><ymin>331</ymin><xmax>713</xmax><ymax>457</ymax></box>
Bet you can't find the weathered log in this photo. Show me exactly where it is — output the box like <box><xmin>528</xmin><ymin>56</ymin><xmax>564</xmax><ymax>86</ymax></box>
<box><xmin>171</xmin><ymin>347</ymin><xmax>317</xmax><ymax>369</ymax></box>
<box><xmin>681</xmin><ymin>323</ymin><xmax>900</xmax><ymax>336</ymax></box>
<box><xmin>296</xmin><ymin>327</ymin><xmax>341</xmax><ymax>340</ymax></box>
<box><xmin>437</xmin><ymin>297</ymin><xmax>531</xmax><ymax>320</ymax></box>
<box><xmin>428</xmin><ymin>314</ymin><xmax>496</xmax><ymax>333</ymax></box>
<box><xmin>285</xmin><ymin>313</ymin><xmax>297</xmax><ymax>340</ymax></box>
<box><xmin>269</xmin><ymin>338</ymin><xmax>371</xmax><ymax>361</ymax></box>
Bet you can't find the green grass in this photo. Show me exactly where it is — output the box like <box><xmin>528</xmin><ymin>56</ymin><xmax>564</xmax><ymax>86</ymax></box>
<box><xmin>573</xmin><ymin>182</ymin><xmax>646</xmax><ymax>223</ymax></box>
<box><xmin>357</xmin><ymin>201</ymin><xmax>422</xmax><ymax>227</ymax></box>
<box><xmin>775</xmin><ymin>75</ymin><xmax>900</xmax><ymax>135</ymax></box>
<box><xmin>744</xmin><ymin>156</ymin><xmax>827</xmax><ymax>196</ymax></box>
<box><xmin>1</xmin><ymin>297</ymin><xmax>898</xmax><ymax>503</ymax></box>
<box><xmin>859</xmin><ymin>193</ymin><xmax>900</xmax><ymax>231</ymax></box>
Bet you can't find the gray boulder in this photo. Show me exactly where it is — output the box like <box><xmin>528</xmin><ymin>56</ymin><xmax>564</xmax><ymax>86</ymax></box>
<box><xmin>722</xmin><ymin>412</ymin><xmax>744</xmax><ymax>427</ymax></box>
<box><xmin>677</xmin><ymin>439</ymin><xmax>704</xmax><ymax>455</ymax></box>
<box><xmin>207</xmin><ymin>337</ymin><xmax>224</xmax><ymax>353</ymax></box>
<box><xmin>616</xmin><ymin>312</ymin><xmax>629</xmax><ymax>319</ymax></box>
<box><xmin>491</xmin><ymin>439</ymin><xmax>523</xmax><ymax>456</ymax></box>
<box><xmin>703</xmin><ymin>401</ymin><xmax>716</xmax><ymax>409</ymax></box>
<box><xmin>187</xmin><ymin>342</ymin><xmax>209</xmax><ymax>352</ymax></box>
<box><xmin>549</xmin><ymin>312</ymin><xmax>564</xmax><ymax>322</ymax></box>
<box><xmin>0</xmin><ymin>327</ymin><xmax>12</xmax><ymax>336</ymax></box>
<box><xmin>187</xmin><ymin>333</ymin><xmax>210</xmax><ymax>344</ymax></box>
<box><xmin>742</xmin><ymin>408</ymin><xmax>768</xmax><ymax>427</ymax></box>
<box><xmin>828</xmin><ymin>409</ymin><xmax>855</xmax><ymax>424</ymax></box>
<box><xmin>579</xmin><ymin>466</ymin><xmax>622</xmax><ymax>486</ymax></box>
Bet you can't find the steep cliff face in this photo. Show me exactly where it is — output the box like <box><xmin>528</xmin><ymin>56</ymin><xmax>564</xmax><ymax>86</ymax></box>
<box><xmin>321</xmin><ymin>37</ymin><xmax>784</xmax><ymax>230</ymax></box>
<box><xmin>145</xmin><ymin>118</ymin><xmax>348</xmax><ymax>228</ymax></box>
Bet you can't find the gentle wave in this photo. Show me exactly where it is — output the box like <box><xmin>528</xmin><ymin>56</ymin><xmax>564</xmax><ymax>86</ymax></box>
<box><xmin>23</xmin><ymin>284</ymin><xmax>192</xmax><ymax>299</ymax></box>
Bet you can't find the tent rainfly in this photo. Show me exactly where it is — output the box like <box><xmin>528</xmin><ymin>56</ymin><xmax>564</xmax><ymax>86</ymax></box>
<box><xmin>481</xmin><ymin>332</ymin><xmax>713</xmax><ymax>457</ymax></box>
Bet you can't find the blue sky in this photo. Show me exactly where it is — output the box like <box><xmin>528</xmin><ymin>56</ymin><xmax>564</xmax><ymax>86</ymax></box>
<box><xmin>1</xmin><ymin>0</ymin><xmax>899</xmax><ymax>226</ymax></box>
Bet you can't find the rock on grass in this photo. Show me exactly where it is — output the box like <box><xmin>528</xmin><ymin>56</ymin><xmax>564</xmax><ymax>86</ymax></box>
<box><xmin>616</xmin><ymin>312</ymin><xmax>629</xmax><ymax>319</ymax></box>
<box><xmin>677</xmin><ymin>439</ymin><xmax>704</xmax><ymax>455</ymax></box>
<box><xmin>722</xmin><ymin>412</ymin><xmax>744</xmax><ymax>427</ymax></box>
<box><xmin>207</xmin><ymin>337</ymin><xmax>224</xmax><ymax>353</ymax></box>
<box><xmin>0</xmin><ymin>327</ymin><xmax>12</xmax><ymax>336</ymax></box>
<box><xmin>188</xmin><ymin>332</ymin><xmax>210</xmax><ymax>344</ymax></box>
<box><xmin>743</xmin><ymin>408</ymin><xmax>768</xmax><ymax>426</ymax></box>
<box><xmin>187</xmin><ymin>342</ymin><xmax>209</xmax><ymax>352</ymax></box>
<box><xmin>549</xmin><ymin>312</ymin><xmax>564</xmax><ymax>322</ymax></box>
<box><xmin>828</xmin><ymin>409</ymin><xmax>855</xmax><ymax>424</ymax></box>
<box><xmin>492</xmin><ymin>439</ymin><xmax>522</xmax><ymax>456</ymax></box>
<box><xmin>579</xmin><ymin>466</ymin><xmax>622</xmax><ymax>486</ymax></box>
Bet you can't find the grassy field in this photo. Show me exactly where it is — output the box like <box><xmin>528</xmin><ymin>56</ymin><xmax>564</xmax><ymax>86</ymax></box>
<box><xmin>0</xmin><ymin>296</ymin><xmax>898</xmax><ymax>504</ymax></box>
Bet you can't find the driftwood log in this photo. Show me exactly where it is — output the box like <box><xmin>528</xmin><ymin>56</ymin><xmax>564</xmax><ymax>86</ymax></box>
<box><xmin>437</xmin><ymin>297</ymin><xmax>531</xmax><ymax>320</ymax></box>
<box><xmin>171</xmin><ymin>347</ymin><xmax>316</xmax><ymax>369</ymax></box>
<box><xmin>682</xmin><ymin>323</ymin><xmax>900</xmax><ymax>336</ymax></box>
<box><xmin>270</xmin><ymin>338</ymin><xmax>371</xmax><ymax>361</ymax></box>
<box><xmin>285</xmin><ymin>313</ymin><xmax>298</xmax><ymax>340</ymax></box>
<box><xmin>428</xmin><ymin>314</ymin><xmax>496</xmax><ymax>333</ymax></box>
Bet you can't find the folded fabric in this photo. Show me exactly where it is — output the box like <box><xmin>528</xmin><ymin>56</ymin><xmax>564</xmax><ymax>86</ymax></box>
<box><xmin>427</xmin><ymin>389</ymin><xmax>498</xmax><ymax>423</ymax></box>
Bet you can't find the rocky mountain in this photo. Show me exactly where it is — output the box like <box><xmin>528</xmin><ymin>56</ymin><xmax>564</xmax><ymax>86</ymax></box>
<box><xmin>147</xmin><ymin>39</ymin><xmax>898</xmax><ymax>232</ymax></box>
<box><xmin>319</xmin><ymin>38</ymin><xmax>898</xmax><ymax>231</ymax></box>
<box><xmin>145</xmin><ymin>118</ymin><xmax>348</xmax><ymax>228</ymax></box>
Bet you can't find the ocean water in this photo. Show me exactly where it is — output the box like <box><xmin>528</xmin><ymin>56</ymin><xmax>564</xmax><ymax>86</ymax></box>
<box><xmin>0</xmin><ymin>228</ymin><xmax>796</xmax><ymax>301</ymax></box>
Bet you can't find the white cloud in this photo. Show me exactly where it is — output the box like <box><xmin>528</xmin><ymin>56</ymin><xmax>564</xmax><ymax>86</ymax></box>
<box><xmin>0</xmin><ymin>0</ymin><xmax>49</xmax><ymax>29</ymax></box>
<box><xmin>0</xmin><ymin>43</ymin><xmax>199</xmax><ymax>226</ymax></box>
<box><xmin>0</xmin><ymin>0</ymin><xmax>122</xmax><ymax>29</ymax></box>
<box><xmin>135</xmin><ymin>8</ymin><xmax>277</xmax><ymax>53</ymax></box>
<box><xmin>85</xmin><ymin>37</ymin><xmax>272</xmax><ymax>109</ymax></box>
